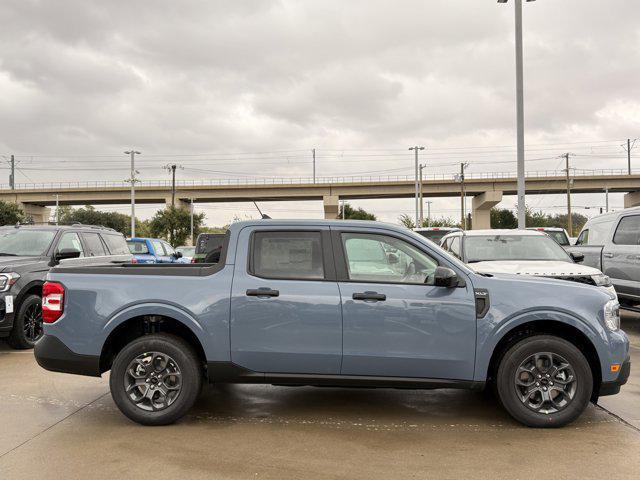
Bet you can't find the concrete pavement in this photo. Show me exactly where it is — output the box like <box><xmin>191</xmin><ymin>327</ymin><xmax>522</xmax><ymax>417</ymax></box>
<box><xmin>1</xmin><ymin>320</ymin><xmax>639</xmax><ymax>479</ymax></box>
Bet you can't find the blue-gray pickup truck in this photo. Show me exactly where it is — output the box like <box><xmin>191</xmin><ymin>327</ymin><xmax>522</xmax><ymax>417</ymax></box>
<box><xmin>35</xmin><ymin>220</ymin><xmax>630</xmax><ymax>427</ymax></box>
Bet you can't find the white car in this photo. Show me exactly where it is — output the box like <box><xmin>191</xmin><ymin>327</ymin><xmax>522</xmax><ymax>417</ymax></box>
<box><xmin>439</xmin><ymin>229</ymin><xmax>617</xmax><ymax>298</ymax></box>
<box><xmin>526</xmin><ymin>226</ymin><xmax>572</xmax><ymax>247</ymax></box>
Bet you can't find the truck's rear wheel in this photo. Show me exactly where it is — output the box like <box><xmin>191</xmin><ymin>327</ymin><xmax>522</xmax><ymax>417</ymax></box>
<box><xmin>109</xmin><ymin>333</ymin><xmax>202</xmax><ymax>425</ymax></box>
<box><xmin>496</xmin><ymin>335</ymin><xmax>592</xmax><ymax>428</ymax></box>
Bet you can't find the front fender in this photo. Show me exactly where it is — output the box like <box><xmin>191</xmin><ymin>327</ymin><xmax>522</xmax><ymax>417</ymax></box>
<box><xmin>474</xmin><ymin>307</ymin><xmax>608</xmax><ymax>382</ymax></box>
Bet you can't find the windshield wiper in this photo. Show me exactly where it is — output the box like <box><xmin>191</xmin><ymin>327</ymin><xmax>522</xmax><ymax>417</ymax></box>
<box><xmin>0</xmin><ymin>253</ymin><xmax>18</xmax><ymax>256</ymax></box>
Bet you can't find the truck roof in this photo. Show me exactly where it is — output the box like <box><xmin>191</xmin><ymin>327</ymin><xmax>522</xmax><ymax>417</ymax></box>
<box><xmin>228</xmin><ymin>219</ymin><xmax>404</xmax><ymax>230</ymax></box>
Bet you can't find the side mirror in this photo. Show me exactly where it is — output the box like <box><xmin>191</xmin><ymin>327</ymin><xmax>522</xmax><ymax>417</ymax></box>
<box><xmin>570</xmin><ymin>252</ymin><xmax>584</xmax><ymax>263</ymax></box>
<box><xmin>173</xmin><ymin>251</ymin><xmax>183</xmax><ymax>259</ymax></box>
<box><xmin>434</xmin><ymin>266</ymin><xmax>459</xmax><ymax>288</ymax></box>
<box><xmin>55</xmin><ymin>248</ymin><xmax>81</xmax><ymax>262</ymax></box>
<box><xmin>387</xmin><ymin>253</ymin><xmax>399</xmax><ymax>264</ymax></box>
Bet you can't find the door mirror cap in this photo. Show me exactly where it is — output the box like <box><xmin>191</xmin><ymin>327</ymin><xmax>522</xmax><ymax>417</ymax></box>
<box><xmin>570</xmin><ymin>252</ymin><xmax>584</xmax><ymax>263</ymax></box>
<box><xmin>173</xmin><ymin>251</ymin><xmax>183</xmax><ymax>259</ymax></box>
<box><xmin>434</xmin><ymin>266</ymin><xmax>459</xmax><ymax>288</ymax></box>
<box><xmin>55</xmin><ymin>248</ymin><xmax>81</xmax><ymax>262</ymax></box>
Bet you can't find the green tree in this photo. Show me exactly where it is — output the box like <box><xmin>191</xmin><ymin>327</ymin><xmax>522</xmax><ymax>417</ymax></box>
<box><xmin>399</xmin><ymin>214</ymin><xmax>460</xmax><ymax>229</ymax></box>
<box><xmin>0</xmin><ymin>201</ymin><xmax>27</xmax><ymax>226</ymax></box>
<box><xmin>149</xmin><ymin>206</ymin><xmax>205</xmax><ymax>247</ymax></box>
<box><xmin>58</xmin><ymin>205</ymin><xmax>131</xmax><ymax>235</ymax></box>
<box><xmin>338</xmin><ymin>203</ymin><xmax>376</xmax><ymax>220</ymax></box>
<box><xmin>490</xmin><ymin>208</ymin><xmax>517</xmax><ymax>229</ymax></box>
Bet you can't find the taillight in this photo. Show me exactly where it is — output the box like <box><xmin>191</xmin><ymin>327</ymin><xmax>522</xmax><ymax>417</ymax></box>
<box><xmin>131</xmin><ymin>258</ymin><xmax>138</xmax><ymax>264</ymax></box>
<box><xmin>191</xmin><ymin>258</ymin><xmax>197</xmax><ymax>264</ymax></box>
<box><xmin>42</xmin><ymin>281</ymin><xmax>65</xmax><ymax>323</ymax></box>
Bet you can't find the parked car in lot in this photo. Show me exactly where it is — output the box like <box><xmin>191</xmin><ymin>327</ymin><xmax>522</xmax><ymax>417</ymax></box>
<box><xmin>175</xmin><ymin>246</ymin><xmax>195</xmax><ymax>263</ymax></box>
<box><xmin>526</xmin><ymin>227</ymin><xmax>572</xmax><ymax>247</ymax></box>
<box><xmin>0</xmin><ymin>224</ymin><xmax>132</xmax><ymax>349</ymax></box>
<box><xmin>413</xmin><ymin>227</ymin><xmax>462</xmax><ymax>244</ymax></box>
<box><xmin>127</xmin><ymin>237</ymin><xmax>183</xmax><ymax>264</ymax></box>
<box><xmin>439</xmin><ymin>229</ymin><xmax>616</xmax><ymax>297</ymax></box>
<box><xmin>567</xmin><ymin>208</ymin><xmax>640</xmax><ymax>305</ymax></box>
<box><xmin>35</xmin><ymin>220</ymin><xmax>629</xmax><ymax>428</ymax></box>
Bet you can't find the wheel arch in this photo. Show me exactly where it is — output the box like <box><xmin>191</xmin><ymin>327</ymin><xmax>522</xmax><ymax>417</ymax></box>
<box><xmin>484</xmin><ymin>318</ymin><xmax>602</xmax><ymax>400</ymax></box>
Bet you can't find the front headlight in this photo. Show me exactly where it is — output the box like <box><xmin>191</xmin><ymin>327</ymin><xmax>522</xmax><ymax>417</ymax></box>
<box><xmin>603</xmin><ymin>300</ymin><xmax>620</xmax><ymax>331</ymax></box>
<box><xmin>592</xmin><ymin>274</ymin><xmax>612</xmax><ymax>287</ymax></box>
<box><xmin>0</xmin><ymin>272</ymin><xmax>20</xmax><ymax>292</ymax></box>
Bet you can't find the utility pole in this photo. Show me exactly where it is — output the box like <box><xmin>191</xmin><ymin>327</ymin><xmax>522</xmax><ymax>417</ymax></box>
<box><xmin>409</xmin><ymin>146</ymin><xmax>425</xmax><ymax>228</ymax></box>
<box><xmin>419</xmin><ymin>163</ymin><xmax>426</xmax><ymax>226</ymax></box>
<box><xmin>10</xmin><ymin>155</ymin><xmax>15</xmax><ymax>190</ymax></box>
<box><xmin>605</xmin><ymin>187</ymin><xmax>609</xmax><ymax>213</ymax></box>
<box><xmin>125</xmin><ymin>150</ymin><xmax>141</xmax><ymax>237</ymax></box>
<box><xmin>163</xmin><ymin>163</ymin><xmax>183</xmax><ymax>207</ymax></box>
<box><xmin>312</xmin><ymin>148</ymin><xmax>316</xmax><ymax>184</ymax></box>
<box><xmin>459</xmin><ymin>163</ymin><xmax>468</xmax><ymax>229</ymax></box>
<box><xmin>53</xmin><ymin>194</ymin><xmax>59</xmax><ymax>225</ymax></box>
<box><xmin>425</xmin><ymin>201</ymin><xmax>433</xmax><ymax>227</ymax></box>
<box><xmin>190</xmin><ymin>198</ymin><xmax>195</xmax><ymax>245</ymax></box>
<box><xmin>564</xmin><ymin>153</ymin><xmax>572</xmax><ymax>236</ymax></box>
<box><xmin>623</xmin><ymin>139</ymin><xmax>636</xmax><ymax>174</ymax></box>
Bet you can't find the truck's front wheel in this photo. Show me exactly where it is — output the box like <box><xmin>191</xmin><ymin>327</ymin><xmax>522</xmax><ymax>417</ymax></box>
<box><xmin>110</xmin><ymin>333</ymin><xmax>202</xmax><ymax>425</ymax></box>
<box><xmin>496</xmin><ymin>335</ymin><xmax>593</xmax><ymax>428</ymax></box>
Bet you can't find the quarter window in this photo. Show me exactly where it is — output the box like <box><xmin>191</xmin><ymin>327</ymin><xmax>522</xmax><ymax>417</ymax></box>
<box><xmin>613</xmin><ymin>216</ymin><xmax>640</xmax><ymax>245</ymax></box>
<box><xmin>252</xmin><ymin>231</ymin><xmax>324</xmax><ymax>280</ymax></box>
<box><xmin>341</xmin><ymin>232</ymin><xmax>438</xmax><ymax>285</ymax></box>
<box><xmin>576</xmin><ymin>229</ymin><xmax>589</xmax><ymax>246</ymax></box>
<box><xmin>103</xmin><ymin>234</ymin><xmax>130</xmax><ymax>255</ymax></box>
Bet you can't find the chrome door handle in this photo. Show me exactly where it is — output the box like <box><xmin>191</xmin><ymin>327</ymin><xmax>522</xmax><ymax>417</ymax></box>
<box><xmin>603</xmin><ymin>252</ymin><xmax>614</xmax><ymax>258</ymax></box>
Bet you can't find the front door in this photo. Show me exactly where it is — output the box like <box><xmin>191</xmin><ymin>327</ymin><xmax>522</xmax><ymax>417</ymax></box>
<box><xmin>230</xmin><ymin>227</ymin><xmax>342</xmax><ymax>375</ymax></box>
<box><xmin>335</xmin><ymin>229</ymin><xmax>477</xmax><ymax>380</ymax></box>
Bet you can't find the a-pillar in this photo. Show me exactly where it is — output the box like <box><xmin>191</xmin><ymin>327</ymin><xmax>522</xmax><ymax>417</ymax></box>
<box><xmin>323</xmin><ymin>195</ymin><xmax>339</xmax><ymax>219</ymax></box>
<box><xmin>471</xmin><ymin>191</ymin><xmax>503</xmax><ymax>230</ymax></box>
<box><xmin>19</xmin><ymin>203</ymin><xmax>51</xmax><ymax>224</ymax></box>
<box><xmin>624</xmin><ymin>192</ymin><xmax>640</xmax><ymax>208</ymax></box>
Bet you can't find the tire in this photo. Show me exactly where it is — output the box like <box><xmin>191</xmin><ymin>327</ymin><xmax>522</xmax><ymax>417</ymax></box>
<box><xmin>8</xmin><ymin>294</ymin><xmax>43</xmax><ymax>349</ymax></box>
<box><xmin>109</xmin><ymin>333</ymin><xmax>202</xmax><ymax>426</ymax></box>
<box><xmin>496</xmin><ymin>335</ymin><xmax>593</xmax><ymax>428</ymax></box>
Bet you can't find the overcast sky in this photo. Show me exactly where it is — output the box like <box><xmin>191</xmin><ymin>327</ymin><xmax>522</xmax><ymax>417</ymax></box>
<box><xmin>1</xmin><ymin>0</ymin><xmax>638</xmax><ymax>226</ymax></box>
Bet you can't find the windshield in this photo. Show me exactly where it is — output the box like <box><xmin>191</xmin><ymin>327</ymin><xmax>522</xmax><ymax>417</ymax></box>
<box><xmin>464</xmin><ymin>235</ymin><xmax>571</xmax><ymax>263</ymax></box>
<box><xmin>177</xmin><ymin>247</ymin><xmax>195</xmax><ymax>256</ymax></box>
<box><xmin>0</xmin><ymin>229</ymin><xmax>56</xmax><ymax>256</ymax></box>
<box><xmin>545</xmin><ymin>230</ymin><xmax>570</xmax><ymax>246</ymax></box>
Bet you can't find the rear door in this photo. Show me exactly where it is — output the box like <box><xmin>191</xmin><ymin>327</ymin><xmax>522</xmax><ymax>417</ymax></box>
<box><xmin>603</xmin><ymin>214</ymin><xmax>640</xmax><ymax>299</ymax></box>
<box><xmin>334</xmin><ymin>227</ymin><xmax>477</xmax><ymax>380</ymax></box>
<box><xmin>230</xmin><ymin>226</ymin><xmax>342</xmax><ymax>375</ymax></box>
<box><xmin>81</xmin><ymin>232</ymin><xmax>108</xmax><ymax>258</ymax></box>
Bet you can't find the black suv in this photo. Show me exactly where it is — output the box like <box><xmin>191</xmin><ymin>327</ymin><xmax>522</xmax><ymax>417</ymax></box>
<box><xmin>0</xmin><ymin>224</ymin><xmax>132</xmax><ymax>349</ymax></box>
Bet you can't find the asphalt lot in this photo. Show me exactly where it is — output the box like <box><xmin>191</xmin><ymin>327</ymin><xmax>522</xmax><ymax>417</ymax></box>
<box><xmin>1</xmin><ymin>316</ymin><xmax>639</xmax><ymax>480</ymax></box>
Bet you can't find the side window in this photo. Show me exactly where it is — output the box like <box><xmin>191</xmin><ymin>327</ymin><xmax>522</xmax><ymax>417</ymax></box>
<box><xmin>103</xmin><ymin>234</ymin><xmax>130</xmax><ymax>255</ymax></box>
<box><xmin>576</xmin><ymin>229</ymin><xmax>589</xmax><ymax>246</ymax></box>
<box><xmin>613</xmin><ymin>216</ymin><xmax>640</xmax><ymax>245</ymax></box>
<box><xmin>449</xmin><ymin>237</ymin><xmax>461</xmax><ymax>259</ymax></box>
<box><xmin>82</xmin><ymin>233</ymin><xmax>107</xmax><ymax>256</ymax></box>
<box><xmin>162</xmin><ymin>242</ymin><xmax>175</xmax><ymax>256</ymax></box>
<box><xmin>128</xmin><ymin>240</ymin><xmax>149</xmax><ymax>254</ymax></box>
<box><xmin>151</xmin><ymin>240</ymin><xmax>166</xmax><ymax>256</ymax></box>
<box><xmin>252</xmin><ymin>231</ymin><xmax>324</xmax><ymax>280</ymax></box>
<box><xmin>56</xmin><ymin>232</ymin><xmax>84</xmax><ymax>257</ymax></box>
<box><xmin>441</xmin><ymin>238</ymin><xmax>451</xmax><ymax>251</ymax></box>
<box><xmin>341</xmin><ymin>232</ymin><xmax>438</xmax><ymax>285</ymax></box>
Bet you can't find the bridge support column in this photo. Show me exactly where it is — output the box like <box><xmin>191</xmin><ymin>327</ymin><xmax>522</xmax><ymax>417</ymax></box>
<box><xmin>471</xmin><ymin>191</ymin><xmax>502</xmax><ymax>230</ymax></box>
<box><xmin>19</xmin><ymin>203</ymin><xmax>51</xmax><ymax>224</ymax></box>
<box><xmin>323</xmin><ymin>195</ymin><xmax>339</xmax><ymax>219</ymax></box>
<box><xmin>165</xmin><ymin>197</ymin><xmax>190</xmax><ymax>210</ymax></box>
<box><xmin>624</xmin><ymin>192</ymin><xmax>640</xmax><ymax>208</ymax></box>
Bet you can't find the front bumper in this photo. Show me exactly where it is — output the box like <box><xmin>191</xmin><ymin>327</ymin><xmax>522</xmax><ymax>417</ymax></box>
<box><xmin>599</xmin><ymin>358</ymin><xmax>631</xmax><ymax>396</ymax></box>
<box><xmin>34</xmin><ymin>334</ymin><xmax>101</xmax><ymax>377</ymax></box>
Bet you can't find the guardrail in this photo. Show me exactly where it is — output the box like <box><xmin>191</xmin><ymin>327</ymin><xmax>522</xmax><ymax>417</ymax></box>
<box><xmin>0</xmin><ymin>168</ymin><xmax>636</xmax><ymax>191</ymax></box>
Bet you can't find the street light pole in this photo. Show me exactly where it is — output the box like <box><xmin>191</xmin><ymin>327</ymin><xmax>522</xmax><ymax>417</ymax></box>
<box><xmin>53</xmin><ymin>194</ymin><xmax>59</xmax><ymax>225</ymax></box>
<box><xmin>409</xmin><ymin>146</ymin><xmax>425</xmax><ymax>228</ymax></box>
<box><xmin>125</xmin><ymin>150</ymin><xmax>141</xmax><ymax>237</ymax></box>
<box><xmin>499</xmin><ymin>0</ymin><xmax>535</xmax><ymax>229</ymax></box>
<box><xmin>564</xmin><ymin>153</ymin><xmax>572</xmax><ymax>235</ymax></box>
<box><xmin>419</xmin><ymin>163</ymin><xmax>426</xmax><ymax>226</ymax></box>
<box><xmin>190</xmin><ymin>198</ymin><xmax>194</xmax><ymax>245</ymax></box>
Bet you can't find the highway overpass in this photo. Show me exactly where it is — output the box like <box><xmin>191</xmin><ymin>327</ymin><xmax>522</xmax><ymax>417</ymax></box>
<box><xmin>1</xmin><ymin>168</ymin><xmax>639</xmax><ymax>228</ymax></box>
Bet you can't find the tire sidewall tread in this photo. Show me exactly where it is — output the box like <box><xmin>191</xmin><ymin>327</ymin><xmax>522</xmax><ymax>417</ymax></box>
<box><xmin>8</xmin><ymin>294</ymin><xmax>42</xmax><ymax>350</ymax></box>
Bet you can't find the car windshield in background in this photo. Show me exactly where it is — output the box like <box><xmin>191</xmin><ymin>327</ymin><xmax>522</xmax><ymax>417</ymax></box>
<box><xmin>127</xmin><ymin>240</ymin><xmax>149</xmax><ymax>254</ymax></box>
<box><xmin>177</xmin><ymin>247</ymin><xmax>196</xmax><ymax>257</ymax></box>
<box><xmin>0</xmin><ymin>229</ymin><xmax>56</xmax><ymax>256</ymax></box>
<box><xmin>415</xmin><ymin>230</ymin><xmax>451</xmax><ymax>243</ymax></box>
<box><xmin>464</xmin><ymin>235</ymin><xmax>571</xmax><ymax>263</ymax></box>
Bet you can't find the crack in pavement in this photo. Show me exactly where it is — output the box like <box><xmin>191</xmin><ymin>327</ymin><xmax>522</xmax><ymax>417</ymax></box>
<box><xmin>0</xmin><ymin>391</ymin><xmax>110</xmax><ymax>460</ymax></box>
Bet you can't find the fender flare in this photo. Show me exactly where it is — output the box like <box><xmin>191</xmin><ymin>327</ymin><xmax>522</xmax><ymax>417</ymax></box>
<box><xmin>475</xmin><ymin>308</ymin><xmax>607</xmax><ymax>382</ymax></box>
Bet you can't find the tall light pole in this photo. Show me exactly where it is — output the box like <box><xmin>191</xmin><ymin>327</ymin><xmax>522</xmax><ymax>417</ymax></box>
<box><xmin>419</xmin><ymin>163</ymin><xmax>426</xmax><ymax>226</ymax></box>
<box><xmin>409</xmin><ymin>146</ymin><xmax>425</xmax><ymax>228</ymax></box>
<box><xmin>125</xmin><ymin>150</ymin><xmax>141</xmax><ymax>237</ymax></box>
<box><xmin>499</xmin><ymin>0</ymin><xmax>535</xmax><ymax>229</ymax></box>
<box><xmin>564</xmin><ymin>153</ymin><xmax>572</xmax><ymax>235</ymax></box>
<box><xmin>53</xmin><ymin>194</ymin><xmax>59</xmax><ymax>225</ymax></box>
<box><xmin>425</xmin><ymin>200</ymin><xmax>433</xmax><ymax>227</ymax></box>
<box><xmin>190</xmin><ymin>198</ymin><xmax>195</xmax><ymax>245</ymax></box>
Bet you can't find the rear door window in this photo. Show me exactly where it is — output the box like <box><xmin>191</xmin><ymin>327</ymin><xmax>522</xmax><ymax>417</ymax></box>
<box><xmin>251</xmin><ymin>231</ymin><xmax>325</xmax><ymax>280</ymax></box>
<box><xmin>127</xmin><ymin>240</ymin><xmax>149</xmax><ymax>254</ymax></box>
<box><xmin>82</xmin><ymin>232</ymin><xmax>107</xmax><ymax>256</ymax></box>
<box><xmin>613</xmin><ymin>216</ymin><xmax>640</xmax><ymax>245</ymax></box>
